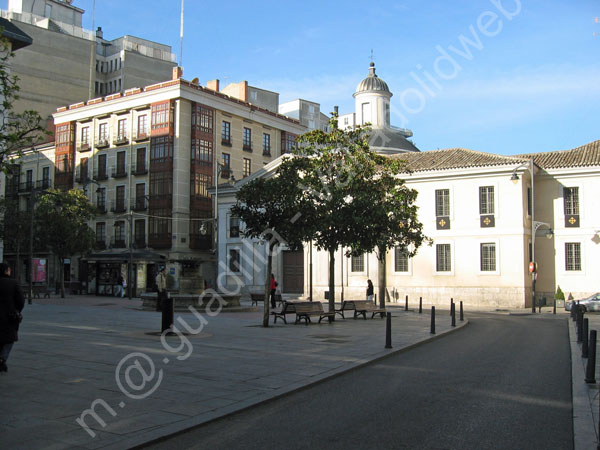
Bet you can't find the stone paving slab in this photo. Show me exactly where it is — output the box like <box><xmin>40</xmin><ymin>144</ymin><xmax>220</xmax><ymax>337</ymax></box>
<box><xmin>0</xmin><ymin>295</ymin><xmax>466</xmax><ymax>450</ymax></box>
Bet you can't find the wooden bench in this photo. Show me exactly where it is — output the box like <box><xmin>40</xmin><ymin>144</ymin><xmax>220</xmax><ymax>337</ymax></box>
<box><xmin>270</xmin><ymin>301</ymin><xmax>296</xmax><ymax>324</ymax></box>
<box><xmin>335</xmin><ymin>300</ymin><xmax>356</xmax><ymax>319</ymax></box>
<box><xmin>32</xmin><ymin>285</ymin><xmax>52</xmax><ymax>298</ymax></box>
<box><xmin>250</xmin><ymin>292</ymin><xmax>283</xmax><ymax>307</ymax></box>
<box><xmin>352</xmin><ymin>300</ymin><xmax>386</xmax><ymax>319</ymax></box>
<box><xmin>294</xmin><ymin>302</ymin><xmax>336</xmax><ymax>325</ymax></box>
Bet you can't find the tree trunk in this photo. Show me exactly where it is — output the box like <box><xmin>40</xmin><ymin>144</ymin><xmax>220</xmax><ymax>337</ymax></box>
<box><xmin>59</xmin><ymin>256</ymin><xmax>65</xmax><ymax>298</ymax></box>
<box><xmin>263</xmin><ymin>245</ymin><xmax>273</xmax><ymax>327</ymax></box>
<box><xmin>328</xmin><ymin>248</ymin><xmax>336</xmax><ymax>319</ymax></box>
<box><xmin>377</xmin><ymin>245</ymin><xmax>387</xmax><ymax>316</ymax></box>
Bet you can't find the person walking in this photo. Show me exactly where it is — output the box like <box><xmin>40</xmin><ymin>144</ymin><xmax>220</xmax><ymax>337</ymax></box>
<box><xmin>270</xmin><ymin>273</ymin><xmax>278</xmax><ymax>309</ymax></box>
<box><xmin>0</xmin><ymin>263</ymin><xmax>25</xmax><ymax>373</ymax></box>
<box><xmin>115</xmin><ymin>275</ymin><xmax>124</xmax><ymax>298</ymax></box>
<box><xmin>366</xmin><ymin>279</ymin><xmax>374</xmax><ymax>302</ymax></box>
<box><xmin>156</xmin><ymin>267</ymin><xmax>173</xmax><ymax>332</ymax></box>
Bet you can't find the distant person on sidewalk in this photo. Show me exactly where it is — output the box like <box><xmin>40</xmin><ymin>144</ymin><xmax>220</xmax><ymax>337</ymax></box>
<box><xmin>0</xmin><ymin>263</ymin><xmax>25</xmax><ymax>373</ymax></box>
<box><xmin>270</xmin><ymin>274</ymin><xmax>278</xmax><ymax>309</ymax></box>
<box><xmin>155</xmin><ymin>267</ymin><xmax>167</xmax><ymax>312</ymax></box>
<box><xmin>367</xmin><ymin>279</ymin><xmax>374</xmax><ymax>301</ymax></box>
<box><xmin>115</xmin><ymin>275</ymin><xmax>125</xmax><ymax>298</ymax></box>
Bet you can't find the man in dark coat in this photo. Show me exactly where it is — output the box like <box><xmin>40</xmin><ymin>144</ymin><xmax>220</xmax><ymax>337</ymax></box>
<box><xmin>0</xmin><ymin>263</ymin><xmax>25</xmax><ymax>372</ymax></box>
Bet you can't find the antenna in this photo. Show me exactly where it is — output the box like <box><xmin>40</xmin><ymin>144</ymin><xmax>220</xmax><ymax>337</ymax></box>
<box><xmin>179</xmin><ymin>0</ymin><xmax>184</xmax><ymax>67</ymax></box>
<box><xmin>370</xmin><ymin>49</ymin><xmax>374</xmax><ymax>63</ymax></box>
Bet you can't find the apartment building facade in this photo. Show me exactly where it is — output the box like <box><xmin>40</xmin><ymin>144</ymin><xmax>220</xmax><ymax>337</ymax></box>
<box><xmin>2</xmin><ymin>0</ymin><xmax>176</xmax><ymax>121</ymax></box>
<box><xmin>2</xmin><ymin>68</ymin><xmax>304</xmax><ymax>295</ymax></box>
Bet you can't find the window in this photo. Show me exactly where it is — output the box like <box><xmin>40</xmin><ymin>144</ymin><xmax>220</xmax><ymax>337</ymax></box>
<box><xmin>151</xmin><ymin>101</ymin><xmax>173</xmax><ymax>130</ymax></box>
<box><xmin>97</xmin><ymin>188</ymin><xmax>106</xmax><ymax>210</ymax></box>
<box><xmin>435</xmin><ymin>189</ymin><xmax>450</xmax><ymax>216</ymax></box>
<box><xmin>114</xmin><ymin>221</ymin><xmax>126</xmax><ymax>246</ymax></box>
<box><xmin>362</xmin><ymin>102</ymin><xmax>371</xmax><ymax>124</ymax></box>
<box><xmin>81</xmin><ymin>126</ymin><xmax>89</xmax><ymax>145</ymax></box>
<box><xmin>221</xmin><ymin>153</ymin><xmax>231</xmax><ymax>178</ymax></box>
<box><xmin>116</xmin><ymin>151</ymin><xmax>126</xmax><ymax>175</ymax></box>
<box><xmin>229</xmin><ymin>216</ymin><xmax>240</xmax><ymax>238</ymax></box>
<box><xmin>394</xmin><ymin>246</ymin><xmax>409</xmax><ymax>272</ymax></box>
<box><xmin>436</xmin><ymin>244</ymin><xmax>451</xmax><ymax>272</ymax></box>
<box><xmin>221</xmin><ymin>121</ymin><xmax>231</xmax><ymax>144</ymax></box>
<box><xmin>565</xmin><ymin>243</ymin><xmax>581</xmax><ymax>271</ymax></box>
<box><xmin>55</xmin><ymin>123</ymin><xmax>74</xmax><ymax>147</ymax></box>
<box><xmin>98</xmin><ymin>123</ymin><xmax>108</xmax><ymax>141</ymax></box>
<box><xmin>96</xmin><ymin>154</ymin><xmax>107</xmax><ymax>179</ymax></box>
<box><xmin>135</xmin><ymin>183</ymin><xmax>146</xmax><ymax>209</ymax></box>
<box><xmin>480</xmin><ymin>243</ymin><xmax>496</xmax><ymax>272</ymax></box>
<box><xmin>149</xmin><ymin>171</ymin><xmax>173</xmax><ymax>199</ymax></box>
<box><xmin>479</xmin><ymin>186</ymin><xmax>494</xmax><ymax>215</ymax></box>
<box><xmin>243</xmin><ymin>158</ymin><xmax>251</xmax><ymax>178</ymax></box>
<box><xmin>80</xmin><ymin>157</ymin><xmax>89</xmax><ymax>182</ymax></box>
<box><xmin>243</xmin><ymin>127</ymin><xmax>252</xmax><ymax>151</ymax></box>
<box><xmin>56</xmin><ymin>154</ymin><xmax>69</xmax><ymax>174</ymax></box>
<box><xmin>135</xmin><ymin>147</ymin><xmax>146</xmax><ymax>173</ymax></box>
<box><xmin>351</xmin><ymin>254</ymin><xmax>364</xmax><ymax>272</ymax></box>
<box><xmin>192</xmin><ymin>104</ymin><xmax>214</xmax><ymax>134</ymax></box>
<box><xmin>150</xmin><ymin>136</ymin><xmax>174</xmax><ymax>162</ymax></box>
<box><xmin>96</xmin><ymin>222</ymin><xmax>106</xmax><ymax>242</ymax></box>
<box><xmin>137</xmin><ymin>115</ymin><xmax>148</xmax><ymax>137</ymax></box>
<box><xmin>191</xmin><ymin>139</ymin><xmax>213</xmax><ymax>165</ymax></box>
<box><xmin>134</xmin><ymin>219</ymin><xmax>145</xmax><ymax>246</ymax></box>
<box><xmin>282</xmin><ymin>133</ymin><xmax>296</xmax><ymax>154</ymax></box>
<box><xmin>564</xmin><ymin>187</ymin><xmax>579</xmax><ymax>215</ymax></box>
<box><xmin>42</xmin><ymin>167</ymin><xmax>50</xmax><ymax>187</ymax></box>
<box><xmin>191</xmin><ymin>173</ymin><xmax>211</xmax><ymax>198</ymax></box>
<box><xmin>117</xmin><ymin>118</ymin><xmax>127</xmax><ymax>140</ymax></box>
<box><xmin>115</xmin><ymin>185</ymin><xmax>126</xmax><ymax>212</ymax></box>
<box><xmin>229</xmin><ymin>248</ymin><xmax>241</xmax><ymax>273</ymax></box>
<box><xmin>263</xmin><ymin>133</ymin><xmax>271</xmax><ymax>155</ymax></box>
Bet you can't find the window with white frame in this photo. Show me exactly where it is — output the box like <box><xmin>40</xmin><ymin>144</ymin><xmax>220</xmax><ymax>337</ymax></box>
<box><xmin>479</xmin><ymin>186</ymin><xmax>494</xmax><ymax>215</ymax></box>
<box><xmin>229</xmin><ymin>216</ymin><xmax>240</xmax><ymax>238</ymax></box>
<box><xmin>435</xmin><ymin>189</ymin><xmax>450</xmax><ymax>217</ymax></box>
<box><xmin>351</xmin><ymin>254</ymin><xmax>365</xmax><ymax>272</ymax></box>
<box><xmin>480</xmin><ymin>243</ymin><xmax>496</xmax><ymax>272</ymax></box>
<box><xmin>394</xmin><ymin>246</ymin><xmax>409</xmax><ymax>272</ymax></box>
<box><xmin>436</xmin><ymin>244</ymin><xmax>451</xmax><ymax>272</ymax></box>
<box><xmin>565</xmin><ymin>242</ymin><xmax>581</xmax><ymax>271</ymax></box>
<box><xmin>228</xmin><ymin>248</ymin><xmax>241</xmax><ymax>273</ymax></box>
<box><xmin>81</xmin><ymin>126</ymin><xmax>89</xmax><ymax>145</ymax></box>
<box><xmin>563</xmin><ymin>187</ymin><xmax>579</xmax><ymax>215</ymax></box>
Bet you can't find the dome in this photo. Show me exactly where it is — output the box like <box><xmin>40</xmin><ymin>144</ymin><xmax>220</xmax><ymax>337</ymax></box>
<box><xmin>354</xmin><ymin>62</ymin><xmax>391</xmax><ymax>96</ymax></box>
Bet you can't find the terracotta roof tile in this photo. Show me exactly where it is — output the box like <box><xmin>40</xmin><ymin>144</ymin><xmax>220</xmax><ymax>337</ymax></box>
<box><xmin>388</xmin><ymin>148</ymin><xmax>527</xmax><ymax>172</ymax></box>
<box><xmin>516</xmin><ymin>140</ymin><xmax>600</xmax><ymax>169</ymax></box>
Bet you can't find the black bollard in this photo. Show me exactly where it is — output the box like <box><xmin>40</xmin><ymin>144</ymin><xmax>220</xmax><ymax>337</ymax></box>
<box><xmin>419</xmin><ymin>297</ymin><xmax>422</xmax><ymax>314</ymax></box>
<box><xmin>385</xmin><ymin>312</ymin><xmax>392</xmax><ymax>349</ymax></box>
<box><xmin>577</xmin><ymin>308</ymin><xmax>584</xmax><ymax>343</ymax></box>
<box><xmin>161</xmin><ymin>295</ymin><xmax>174</xmax><ymax>333</ymax></box>
<box><xmin>430</xmin><ymin>306</ymin><xmax>436</xmax><ymax>334</ymax></box>
<box><xmin>582</xmin><ymin>318</ymin><xmax>589</xmax><ymax>358</ymax></box>
<box><xmin>553</xmin><ymin>299</ymin><xmax>556</xmax><ymax>315</ymax></box>
<box><xmin>460</xmin><ymin>301</ymin><xmax>464</xmax><ymax>322</ymax></box>
<box><xmin>405</xmin><ymin>295</ymin><xmax>408</xmax><ymax>312</ymax></box>
<box><xmin>450</xmin><ymin>298</ymin><xmax>453</xmax><ymax>316</ymax></box>
<box><xmin>585</xmin><ymin>330</ymin><xmax>597</xmax><ymax>384</ymax></box>
<box><xmin>451</xmin><ymin>302</ymin><xmax>456</xmax><ymax>327</ymax></box>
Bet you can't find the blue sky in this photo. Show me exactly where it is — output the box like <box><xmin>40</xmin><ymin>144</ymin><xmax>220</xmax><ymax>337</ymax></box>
<box><xmin>4</xmin><ymin>0</ymin><xmax>599</xmax><ymax>155</ymax></box>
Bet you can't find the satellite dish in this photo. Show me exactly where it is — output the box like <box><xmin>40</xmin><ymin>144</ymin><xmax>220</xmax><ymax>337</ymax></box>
<box><xmin>191</xmin><ymin>77</ymin><xmax>199</xmax><ymax>85</ymax></box>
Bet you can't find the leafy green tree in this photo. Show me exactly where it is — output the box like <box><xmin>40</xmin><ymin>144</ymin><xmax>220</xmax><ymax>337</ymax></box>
<box><xmin>363</xmin><ymin>158</ymin><xmax>429</xmax><ymax>311</ymax></box>
<box><xmin>35</xmin><ymin>189</ymin><xmax>97</xmax><ymax>297</ymax></box>
<box><xmin>295</xmin><ymin>115</ymin><xmax>427</xmax><ymax>316</ymax></box>
<box><xmin>232</xmin><ymin>157</ymin><xmax>315</xmax><ymax>326</ymax></box>
<box><xmin>0</xmin><ymin>29</ymin><xmax>48</xmax><ymax>172</ymax></box>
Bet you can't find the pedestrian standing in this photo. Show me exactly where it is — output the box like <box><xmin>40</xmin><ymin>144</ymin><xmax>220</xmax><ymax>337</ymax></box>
<box><xmin>366</xmin><ymin>279</ymin><xmax>374</xmax><ymax>302</ymax></box>
<box><xmin>0</xmin><ymin>263</ymin><xmax>25</xmax><ymax>373</ymax></box>
<box><xmin>156</xmin><ymin>267</ymin><xmax>167</xmax><ymax>311</ymax></box>
<box><xmin>270</xmin><ymin>273</ymin><xmax>278</xmax><ymax>309</ymax></box>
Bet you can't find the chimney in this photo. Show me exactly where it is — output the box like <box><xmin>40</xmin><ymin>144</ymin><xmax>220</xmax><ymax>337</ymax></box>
<box><xmin>96</xmin><ymin>27</ymin><xmax>103</xmax><ymax>39</ymax></box>
<box><xmin>172</xmin><ymin>66</ymin><xmax>183</xmax><ymax>80</ymax></box>
<box><xmin>207</xmin><ymin>79</ymin><xmax>220</xmax><ymax>92</ymax></box>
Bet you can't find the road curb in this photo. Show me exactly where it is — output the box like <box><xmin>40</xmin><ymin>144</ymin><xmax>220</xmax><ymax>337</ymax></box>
<box><xmin>108</xmin><ymin>318</ymin><xmax>469</xmax><ymax>450</ymax></box>
<box><xmin>569</xmin><ymin>319</ymin><xmax>598</xmax><ymax>450</ymax></box>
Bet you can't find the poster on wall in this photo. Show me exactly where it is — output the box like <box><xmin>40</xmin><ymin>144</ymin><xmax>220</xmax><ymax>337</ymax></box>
<box><xmin>33</xmin><ymin>258</ymin><xmax>47</xmax><ymax>282</ymax></box>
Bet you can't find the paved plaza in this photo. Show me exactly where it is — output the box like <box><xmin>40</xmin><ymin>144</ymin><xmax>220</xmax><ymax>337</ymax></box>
<box><xmin>0</xmin><ymin>295</ymin><xmax>465</xmax><ymax>450</ymax></box>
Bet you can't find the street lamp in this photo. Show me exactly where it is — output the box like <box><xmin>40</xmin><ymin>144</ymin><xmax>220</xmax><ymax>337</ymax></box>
<box><xmin>511</xmin><ymin>156</ymin><xmax>553</xmax><ymax>312</ymax></box>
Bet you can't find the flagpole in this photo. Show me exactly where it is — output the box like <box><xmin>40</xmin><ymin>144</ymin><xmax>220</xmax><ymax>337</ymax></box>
<box><xmin>179</xmin><ymin>0</ymin><xmax>184</xmax><ymax>67</ymax></box>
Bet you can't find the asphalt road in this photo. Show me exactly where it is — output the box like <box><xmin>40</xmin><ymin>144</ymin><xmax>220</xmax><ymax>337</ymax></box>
<box><xmin>142</xmin><ymin>313</ymin><xmax>572</xmax><ymax>450</ymax></box>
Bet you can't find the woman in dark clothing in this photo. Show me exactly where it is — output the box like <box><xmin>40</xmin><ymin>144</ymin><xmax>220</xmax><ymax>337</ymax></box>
<box><xmin>270</xmin><ymin>274</ymin><xmax>278</xmax><ymax>309</ymax></box>
<box><xmin>366</xmin><ymin>279</ymin><xmax>374</xmax><ymax>301</ymax></box>
<box><xmin>0</xmin><ymin>263</ymin><xmax>25</xmax><ymax>372</ymax></box>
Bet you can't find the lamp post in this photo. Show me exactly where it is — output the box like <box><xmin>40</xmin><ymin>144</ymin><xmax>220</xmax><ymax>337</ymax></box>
<box><xmin>511</xmin><ymin>156</ymin><xmax>553</xmax><ymax>312</ymax></box>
